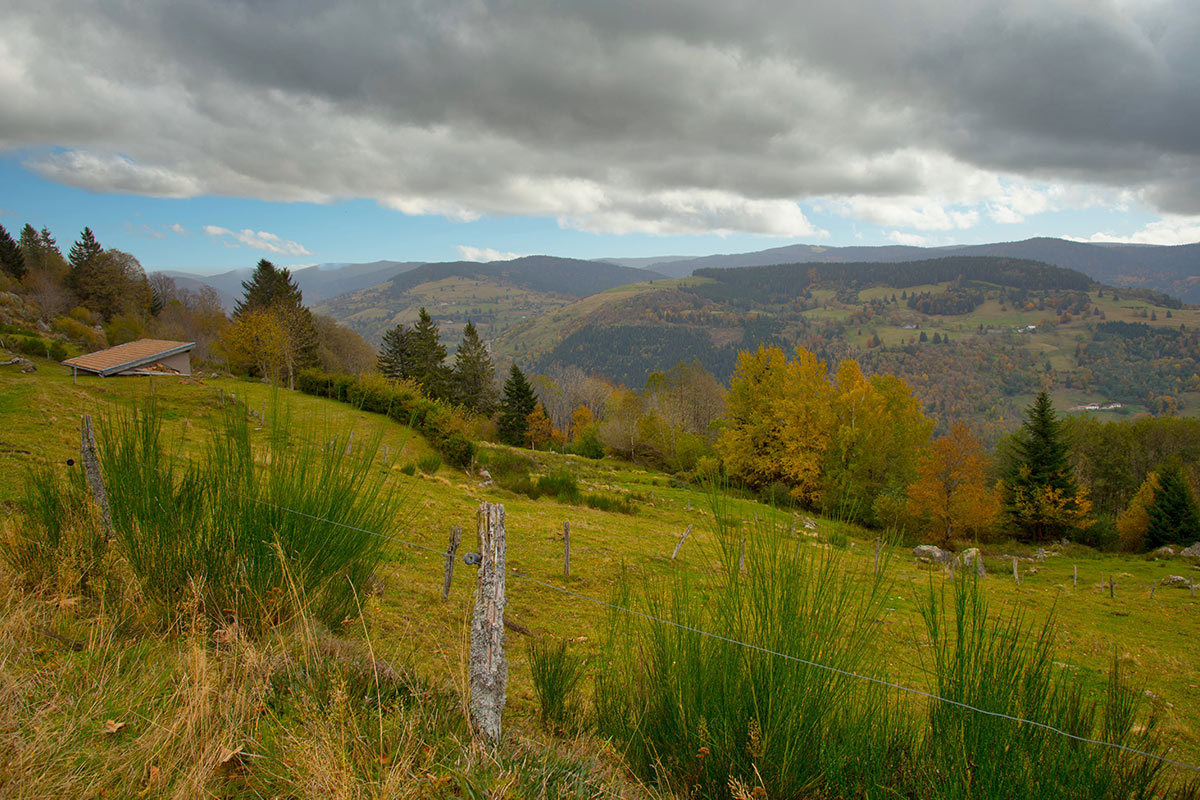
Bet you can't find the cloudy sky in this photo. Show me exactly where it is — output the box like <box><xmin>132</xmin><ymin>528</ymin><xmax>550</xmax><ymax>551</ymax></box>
<box><xmin>2</xmin><ymin>0</ymin><xmax>1199</xmax><ymax>273</ymax></box>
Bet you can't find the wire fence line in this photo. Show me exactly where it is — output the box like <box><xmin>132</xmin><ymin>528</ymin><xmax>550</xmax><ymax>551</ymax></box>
<box><xmin>252</xmin><ymin>496</ymin><xmax>1200</xmax><ymax>775</ymax></box>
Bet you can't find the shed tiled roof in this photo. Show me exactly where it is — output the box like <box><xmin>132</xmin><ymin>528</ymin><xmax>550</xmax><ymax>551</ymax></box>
<box><xmin>62</xmin><ymin>339</ymin><xmax>195</xmax><ymax>377</ymax></box>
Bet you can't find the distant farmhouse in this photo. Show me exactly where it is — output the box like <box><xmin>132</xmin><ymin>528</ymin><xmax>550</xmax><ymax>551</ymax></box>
<box><xmin>62</xmin><ymin>339</ymin><xmax>195</xmax><ymax>378</ymax></box>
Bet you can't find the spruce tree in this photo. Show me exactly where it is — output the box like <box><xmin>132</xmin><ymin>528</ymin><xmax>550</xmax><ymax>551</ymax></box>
<box><xmin>452</xmin><ymin>320</ymin><xmax>498</xmax><ymax>415</ymax></box>
<box><xmin>408</xmin><ymin>308</ymin><xmax>450</xmax><ymax>399</ymax></box>
<box><xmin>0</xmin><ymin>224</ymin><xmax>25</xmax><ymax>280</ymax></box>
<box><xmin>67</xmin><ymin>227</ymin><xmax>123</xmax><ymax>318</ymax></box>
<box><xmin>497</xmin><ymin>364</ymin><xmax>538</xmax><ymax>446</ymax></box>
<box><xmin>378</xmin><ymin>323</ymin><xmax>414</xmax><ymax>381</ymax></box>
<box><xmin>234</xmin><ymin>259</ymin><xmax>302</xmax><ymax>316</ymax></box>
<box><xmin>1000</xmin><ymin>391</ymin><xmax>1090</xmax><ymax>541</ymax></box>
<box><xmin>1145</xmin><ymin>459</ymin><xmax>1200</xmax><ymax>549</ymax></box>
<box><xmin>233</xmin><ymin>258</ymin><xmax>318</xmax><ymax>381</ymax></box>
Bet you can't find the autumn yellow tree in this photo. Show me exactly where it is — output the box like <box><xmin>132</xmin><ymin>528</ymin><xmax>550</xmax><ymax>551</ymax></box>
<box><xmin>525</xmin><ymin>404</ymin><xmax>554</xmax><ymax>450</ymax></box>
<box><xmin>220</xmin><ymin>308</ymin><xmax>286</xmax><ymax>383</ymax></box>
<box><xmin>906</xmin><ymin>424</ymin><xmax>998</xmax><ymax>546</ymax></box>
<box><xmin>717</xmin><ymin>346</ymin><xmax>835</xmax><ymax>505</ymax></box>
<box><xmin>1116</xmin><ymin>472</ymin><xmax>1159</xmax><ymax>551</ymax></box>
<box><xmin>823</xmin><ymin>362</ymin><xmax>933</xmax><ymax>524</ymax></box>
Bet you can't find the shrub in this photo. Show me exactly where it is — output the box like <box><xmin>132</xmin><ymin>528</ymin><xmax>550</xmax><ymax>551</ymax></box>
<box><xmin>416</xmin><ymin>453</ymin><xmax>442</xmax><ymax>474</ymax></box>
<box><xmin>582</xmin><ymin>493</ymin><xmax>637</xmax><ymax>515</ymax></box>
<box><xmin>6</xmin><ymin>334</ymin><xmax>68</xmax><ymax>361</ymax></box>
<box><xmin>536</xmin><ymin>470</ymin><xmax>580</xmax><ymax>504</ymax></box>
<box><xmin>296</xmin><ymin>369</ymin><xmax>477</xmax><ymax>468</ymax></box>
<box><xmin>399</xmin><ymin>462</ymin><xmax>417</xmax><ymax>476</ymax></box>
<box><xmin>528</xmin><ymin>638</ymin><xmax>586</xmax><ymax>732</ymax></box>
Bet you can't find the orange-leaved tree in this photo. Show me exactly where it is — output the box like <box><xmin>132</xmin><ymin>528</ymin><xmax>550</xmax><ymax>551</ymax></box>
<box><xmin>906</xmin><ymin>424</ymin><xmax>998</xmax><ymax>546</ymax></box>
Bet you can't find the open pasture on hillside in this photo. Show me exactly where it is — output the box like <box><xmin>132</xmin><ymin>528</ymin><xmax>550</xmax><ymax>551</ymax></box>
<box><xmin>1</xmin><ymin>352</ymin><xmax>1198</xmax><ymax>796</ymax></box>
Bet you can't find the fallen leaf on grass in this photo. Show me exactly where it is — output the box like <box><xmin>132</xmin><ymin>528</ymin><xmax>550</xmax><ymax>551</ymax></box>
<box><xmin>102</xmin><ymin>720</ymin><xmax>126</xmax><ymax>735</ymax></box>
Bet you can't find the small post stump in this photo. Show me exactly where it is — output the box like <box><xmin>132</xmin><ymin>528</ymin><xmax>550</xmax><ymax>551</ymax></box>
<box><xmin>80</xmin><ymin>415</ymin><xmax>114</xmax><ymax>540</ymax></box>
<box><xmin>441</xmin><ymin>525</ymin><xmax>462</xmax><ymax>600</ymax></box>
<box><xmin>671</xmin><ymin>525</ymin><xmax>693</xmax><ymax>560</ymax></box>
<box><xmin>563</xmin><ymin>520</ymin><xmax>571</xmax><ymax>581</ymax></box>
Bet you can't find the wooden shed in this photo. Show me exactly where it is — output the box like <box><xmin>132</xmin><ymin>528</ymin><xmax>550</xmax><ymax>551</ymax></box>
<box><xmin>62</xmin><ymin>339</ymin><xmax>196</xmax><ymax>378</ymax></box>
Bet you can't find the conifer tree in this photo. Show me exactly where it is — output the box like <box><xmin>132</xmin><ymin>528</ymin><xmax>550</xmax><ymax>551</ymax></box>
<box><xmin>1145</xmin><ymin>459</ymin><xmax>1200</xmax><ymax>549</ymax></box>
<box><xmin>232</xmin><ymin>258</ymin><xmax>317</xmax><ymax>384</ymax></box>
<box><xmin>452</xmin><ymin>320</ymin><xmax>498</xmax><ymax>415</ymax></box>
<box><xmin>234</xmin><ymin>259</ymin><xmax>303</xmax><ymax>316</ymax></box>
<box><xmin>0</xmin><ymin>224</ymin><xmax>25</xmax><ymax>280</ymax></box>
<box><xmin>999</xmin><ymin>391</ymin><xmax>1091</xmax><ymax>541</ymax></box>
<box><xmin>67</xmin><ymin>227</ymin><xmax>124</xmax><ymax>318</ymax></box>
<box><xmin>377</xmin><ymin>323</ymin><xmax>414</xmax><ymax>381</ymax></box>
<box><xmin>497</xmin><ymin>364</ymin><xmax>538</xmax><ymax>446</ymax></box>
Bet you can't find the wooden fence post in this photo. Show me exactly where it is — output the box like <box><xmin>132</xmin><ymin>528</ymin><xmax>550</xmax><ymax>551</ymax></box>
<box><xmin>470</xmin><ymin>503</ymin><xmax>507</xmax><ymax>746</ymax></box>
<box><xmin>1109</xmin><ymin>574</ymin><xmax>1115</xmax><ymax>599</ymax></box>
<box><xmin>441</xmin><ymin>525</ymin><xmax>462</xmax><ymax>600</ymax></box>
<box><xmin>1012</xmin><ymin>557</ymin><xmax>1020</xmax><ymax>585</ymax></box>
<box><xmin>874</xmin><ymin>538</ymin><xmax>883</xmax><ymax>575</ymax></box>
<box><xmin>1073</xmin><ymin>565</ymin><xmax>1077</xmax><ymax>588</ymax></box>
<box><xmin>80</xmin><ymin>415</ymin><xmax>114</xmax><ymax>541</ymax></box>
<box><xmin>563</xmin><ymin>520</ymin><xmax>571</xmax><ymax>581</ymax></box>
<box><xmin>739</xmin><ymin>535</ymin><xmax>746</xmax><ymax>573</ymax></box>
<box><xmin>671</xmin><ymin>525</ymin><xmax>693</xmax><ymax>560</ymax></box>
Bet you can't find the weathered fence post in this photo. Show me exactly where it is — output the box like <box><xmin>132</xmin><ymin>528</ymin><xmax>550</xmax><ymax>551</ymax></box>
<box><xmin>671</xmin><ymin>524</ymin><xmax>693</xmax><ymax>560</ymax></box>
<box><xmin>739</xmin><ymin>535</ymin><xmax>746</xmax><ymax>573</ymax></box>
<box><xmin>563</xmin><ymin>520</ymin><xmax>571</xmax><ymax>581</ymax></box>
<box><xmin>1073</xmin><ymin>565</ymin><xmax>1077</xmax><ymax>588</ymax></box>
<box><xmin>1109</xmin><ymin>574</ymin><xmax>1115</xmax><ymax>599</ymax></box>
<box><xmin>1012</xmin><ymin>557</ymin><xmax>1020</xmax><ymax>585</ymax></box>
<box><xmin>470</xmin><ymin>503</ymin><xmax>507</xmax><ymax>746</ymax></box>
<box><xmin>80</xmin><ymin>415</ymin><xmax>114</xmax><ymax>541</ymax></box>
<box><xmin>441</xmin><ymin>525</ymin><xmax>462</xmax><ymax>600</ymax></box>
<box><xmin>874</xmin><ymin>538</ymin><xmax>883</xmax><ymax>575</ymax></box>
<box><xmin>345</xmin><ymin>430</ymin><xmax>354</xmax><ymax>456</ymax></box>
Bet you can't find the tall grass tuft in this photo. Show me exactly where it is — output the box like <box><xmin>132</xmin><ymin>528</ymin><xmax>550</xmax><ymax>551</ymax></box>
<box><xmin>94</xmin><ymin>398</ymin><xmax>400</xmax><ymax>630</ymax></box>
<box><xmin>596</xmin><ymin>489</ymin><xmax>907</xmax><ymax>798</ymax></box>
<box><xmin>528</xmin><ymin>637</ymin><xmax>586</xmax><ymax>732</ymax></box>
<box><xmin>5</xmin><ymin>462</ymin><xmax>105</xmax><ymax>588</ymax></box>
<box><xmin>918</xmin><ymin>571</ymin><xmax>1176</xmax><ymax>799</ymax></box>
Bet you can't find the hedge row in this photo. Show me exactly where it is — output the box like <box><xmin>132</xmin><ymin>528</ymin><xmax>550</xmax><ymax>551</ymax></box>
<box><xmin>295</xmin><ymin>370</ymin><xmax>476</xmax><ymax>467</ymax></box>
<box><xmin>0</xmin><ymin>333</ymin><xmax>68</xmax><ymax>362</ymax></box>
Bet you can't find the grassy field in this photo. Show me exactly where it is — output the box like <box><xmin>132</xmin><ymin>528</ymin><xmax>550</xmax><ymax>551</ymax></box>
<box><xmin>2</xmin><ymin>349</ymin><xmax>1199</xmax><ymax>795</ymax></box>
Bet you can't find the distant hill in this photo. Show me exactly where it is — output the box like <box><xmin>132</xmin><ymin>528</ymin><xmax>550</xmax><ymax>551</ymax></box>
<box><xmin>645</xmin><ymin>237</ymin><xmax>1200</xmax><ymax>303</ymax></box>
<box><xmin>316</xmin><ymin>255</ymin><xmax>664</xmax><ymax>347</ymax></box>
<box><xmin>380</xmin><ymin>256</ymin><xmax>663</xmax><ymax>299</ymax></box>
<box><xmin>156</xmin><ymin>260</ymin><xmax>425</xmax><ymax>310</ymax></box>
<box><xmin>504</xmin><ymin>255</ymin><xmax>1200</xmax><ymax>439</ymax></box>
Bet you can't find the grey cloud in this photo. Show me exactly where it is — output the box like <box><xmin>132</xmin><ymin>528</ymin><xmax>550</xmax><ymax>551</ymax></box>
<box><xmin>3</xmin><ymin>0</ymin><xmax>1199</xmax><ymax>233</ymax></box>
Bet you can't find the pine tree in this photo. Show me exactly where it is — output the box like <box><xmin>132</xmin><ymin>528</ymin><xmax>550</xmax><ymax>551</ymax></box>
<box><xmin>1000</xmin><ymin>391</ymin><xmax>1091</xmax><ymax>541</ymax></box>
<box><xmin>452</xmin><ymin>320</ymin><xmax>498</xmax><ymax>415</ymax></box>
<box><xmin>378</xmin><ymin>323</ymin><xmax>414</xmax><ymax>380</ymax></box>
<box><xmin>0</xmin><ymin>224</ymin><xmax>25</xmax><ymax>280</ymax></box>
<box><xmin>497</xmin><ymin>364</ymin><xmax>538</xmax><ymax>446</ymax></box>
<box><xmin>1145</xmin><ymin>459</ymin><xmax>1200</xmax><ymax>549</ymax></box>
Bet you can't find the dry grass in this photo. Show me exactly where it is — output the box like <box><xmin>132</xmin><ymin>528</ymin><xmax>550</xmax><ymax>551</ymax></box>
<box><xmin>0</xmin><ymin>520</ymin><xmax>640</xmax><ymax>800</ymax></box>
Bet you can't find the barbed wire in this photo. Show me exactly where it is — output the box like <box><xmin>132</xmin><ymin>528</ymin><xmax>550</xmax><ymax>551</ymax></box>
<box><xmin>254</xmin><ymin>496</ymin><xmax>1200</xmax><ymax>775</ymax></box>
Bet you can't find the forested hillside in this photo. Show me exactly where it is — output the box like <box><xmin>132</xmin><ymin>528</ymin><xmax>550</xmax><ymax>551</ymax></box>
<box><xmin>316</xmin><ymin>256</ymin><xmax>663</xmax><ymax>347</ymax></box>
<box><xmin>514</xmin><ymin>256</ymin><xmax>1200</xmax><ymax>438</ymax></box>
